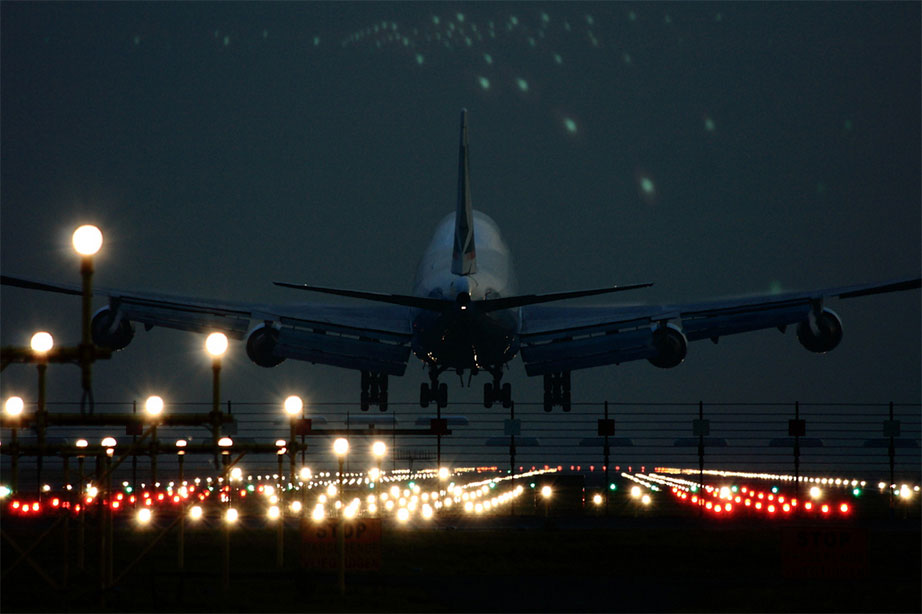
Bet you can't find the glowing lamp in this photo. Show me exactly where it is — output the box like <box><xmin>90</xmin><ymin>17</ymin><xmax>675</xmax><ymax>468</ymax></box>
<box><xmin>283</xmin><ymin>395</ymin><xmax>303</xmax><ymax>416</ymax></box>
<box><xmin>267</xmin><ymin>505</ymin><xmax>280</xmax><ymax>520</ymax></box>
<box><xmin>137</xmin><ymin>508</ymin><xmax>153</xmax><ymax>524</ymax></box>
<box><xmin>205</xmin><ymin>332</ymin><xmax>228</xmax><ymax>357</ymax></box>
<box><xmin>189</xmin><ymin>505</ymin><xmax>203</xmax><ymax>520</ymax></box>
<box><xmin>299</xmin><ymin>467</ymin><xmax>312</xmax><ymax>481</ymax></box>
<box><xmin>225</xmin><ymin>507</ymin><xmax>239</xmax><ymax>523</ymax></box>
<box><xmin>4</xmin><ymin>397</ymin><xmax>24</xmax><ymax>417</ymax></box>
<box><xmin>333</xmin><ymin>438</ymin><xmax>349</xmax><ymax>457</ymax></box>
<box><xmin>371</xmin><ymin>440</ymin><xmax>387</xmax><ymax>458</ymax></box>
<box><xmin>72</xmin><ymin>225</ymin><xmax>103</xmax><ymax>256</ymax></box>
<box><xmin>217</xmin><ymin>437</ymin><xmax>233</xmax><ymax>447</ymax></box>
<box><xmin>76</xmin><ymin>439</ymin><xmax>88</xmax><ymax>448</ymax></box>
<box><xmin>101</xmin><ymin>436</ymin><xmax>117</xmax><ymax>448</ymax></box>
<box><xmin>175</xmin><ymin>439</ymin><xmax>187</xmax><ymax>448</ymax></box>
<box><xmin>540</xmin><ymin>485</ymin><xmax>552</xmax><ymax>499</ymax></box>
<box><xmin>144</xmin><ymin>395</ymin><xmax>164</xmax><ymax>417</ymax></box>
<box><xmin>30</xmin><ymin>331</ymin><xmax>54</xmax><ymax>354</ymax></box>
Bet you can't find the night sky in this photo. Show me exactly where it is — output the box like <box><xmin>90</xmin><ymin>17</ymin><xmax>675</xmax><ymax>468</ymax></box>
<box><xmin>2</xmin><ymin>2</ymin><xmax>919</xmax><ymax>416</ymax></box>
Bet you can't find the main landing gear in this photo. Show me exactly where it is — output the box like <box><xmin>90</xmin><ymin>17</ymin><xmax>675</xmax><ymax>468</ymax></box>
<box><xmin>483</xmin><ymin>369</ymin><xmax>511</xmax><ymax>408</ymax></box>
<box><xmin>420</xmin><ymin>368</ymin><xmax>448</xmax><ymax>408</ymax></box>
<box><xmin>543</xmin><ymin>371</ymin><xmax>571</xmax><ymax>412</ymax></box>
<box><xmin>360</xmin><ymin>371</ymin><xmax>388</xmax><ymax>411</ymax></box>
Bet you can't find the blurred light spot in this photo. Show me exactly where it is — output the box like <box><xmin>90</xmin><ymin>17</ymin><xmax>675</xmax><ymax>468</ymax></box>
<box><xmin>563</xmin><ymin>117</ymin><xmax>578</xmax><ymax>134</ymax></box>
<box><xmin>704</xmin><ymin>117</ymin><xmax>716</xmax><ymax>132</ymax></box>
<box><xmin>483</xmin><ymin>53</ymin><xmax>493</xmax><ymax>64</ymax></box>
<box><xmin>553</xmin><ymin>53</ymin><xmax>563</xmax><ymax>65</ymax></box>
<box><xmin>416</xmin><ymin>53</ymin><xmax>424</xmax><ymax>65</ymax></box>
<box><xmin>478</xmin><ymin>76</ymin><xmax>490</xmax><ymax>90</ymax></box>
<box><xmin>516</xmin><ymin>78</ymin><xmax>529</xmax><ymax>92</ymax></box>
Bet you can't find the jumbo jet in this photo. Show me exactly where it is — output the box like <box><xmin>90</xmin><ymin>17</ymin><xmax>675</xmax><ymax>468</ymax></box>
<box><xmin>3</xmin><ymin>110</ymin><xmax>919</xmax><ymax>412</ymax></box>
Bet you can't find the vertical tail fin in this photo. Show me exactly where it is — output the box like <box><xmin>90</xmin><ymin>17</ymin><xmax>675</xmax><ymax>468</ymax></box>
<box><xmin>452</xmin><ymin>109</ymin><xmax>477</xmax><ymax>275</ymax></box>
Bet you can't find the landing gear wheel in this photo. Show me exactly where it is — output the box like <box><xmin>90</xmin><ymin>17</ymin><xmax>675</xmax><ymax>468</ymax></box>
<box><xmin>483</xmin><ymin>382</ymin><xmax>494</xmax><ymax>409</ymax></box>
<box><xmin>420</xmin><ymin>383</ymin><xmax>431</xmax><ymax>408</ymax></box>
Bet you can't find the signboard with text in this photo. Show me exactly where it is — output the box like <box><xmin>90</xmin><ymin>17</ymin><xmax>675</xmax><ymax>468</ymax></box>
<box><xmin>302</xmin><ymin>518</ymin><xmax>382</xmax><ymax>571</ymax></box>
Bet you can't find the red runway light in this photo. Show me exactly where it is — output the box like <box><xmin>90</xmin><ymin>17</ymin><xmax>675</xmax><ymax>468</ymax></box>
<box><xmin>805</xmin><ymin>501</ymin><xmax>813</xmax><ymax>511</ymax></box>
<box><xmin>755</xmin><ymin>502</ymin><xmax>763</xmax><ymax>510</ymax></box>
<box><xmin>31</xmin><ymin>502</ymin><xmax>40</xmax><ymax>512</ymax></box>
<box><xmin>51</xmin><ymin>498</ymin><xmax>60</xmax><ymax>507</ymax></box>
<box><xmin>821</xmin><ymin>504</ymin><xmax>830</xmax><ymax>514</ymax></box>
<box><xmin>744</xmin><ymin>498</ymin><xmax>751</xmax><ymax>507</ymax></box>
<box><xmin>839</xmin><ymin>503</ymin><xmax>849</xmax><ymax>514</ymax></box>
<box><xmin>111</xmin><ymin>501</ymin><xmax>120</xmax><ymax>510</ymax></box>
<box><xmin>12</xmin><ymin>501</ymin><xmax>21</xmax><ymax>510</ymax></box>
<box><xmin>767</xmin><ymin>504</ymin><xmax>776</xmax><ymax>514</ymax></box>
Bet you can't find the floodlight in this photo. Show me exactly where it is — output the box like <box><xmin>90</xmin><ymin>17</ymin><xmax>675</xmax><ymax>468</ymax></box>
<box><xmin>205</xmin><ymin>332</ymin><xmax>228</xmax><ymax>357</ymax></box>
<box><xmin>72</xmin><ymin>225</ymin><xmax>103</xmax><ymax>256</ymax></box>
<box><xmin>30</xmin><ymin>332</ymin><xmax>54</xmax><ymax>354</ymax></box>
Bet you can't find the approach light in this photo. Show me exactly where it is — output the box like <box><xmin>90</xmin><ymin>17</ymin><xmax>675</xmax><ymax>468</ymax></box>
<box><xmin>72</xmin><ymin>225</ymin><xmax>103</xmax><ymax>256</ymax></box>
<box><xmin>371</xmin><ymin>440</ymin><xmax>387</xmax><ymax>458</ymax></box>
<box><xmin>299</xmin><ymin>467</ymin><xmax>312</xmax><ymax>481</ymax></box>
<box><xmin>205</xmin><ymin>332</ymin><xmax>228</xmax><ymax>357</ymax></box>
<box><xmin>225</xmin><ymin>507</ymin><xmax>239</xmax><ymax>523</ymax></box>
<box><xmin>438</xmin><ymin>467</ymin><xmax>450</xmax><ymax>481</ymax></box>
<box><xmin>189</xmin><ymin>505</ymin><xmax>204</xmax><ymax>520</ymax></box>
<box><xmin>137</xmin><ymin>508</ymin><xmax>153</xmax><ymax>524</ymax></box>
<box><xmin>540</xmin><ymin>485</ymin><xmax>552</xmax><ymax>499</ymax></box>
<box><xmin>333</xmin><ymin>438</ymin><xmax>349</xmax><ymax>457</ymax></box>
<box><xmin>144</xmin><ymin>395</ymin><xmax>164</xmax><ymax>417</ymax></box>
<box><xmin>592</xmin><ymin>493</ymin><xmax>603</xmax><ymax>506</ymax></box>
<box><xmin>30</xmin><ymin>332</ymin><xmax>54</xmax><ymax>354</ymax></box>
<box><xmin>4</xmin><ymin>397</ymin><xmax>24</xmax><ymax>417</ymax></box>
<box><xmin>283</xmin><ymin>395</ymin><xmax>303</xmax><ymax>416</ymax></box>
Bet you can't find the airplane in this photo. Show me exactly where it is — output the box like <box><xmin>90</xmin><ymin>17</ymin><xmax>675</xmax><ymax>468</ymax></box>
<box><xmin>2</xmin><ymin>110</ymin><xmax>919</xmax><ymax>412</ymax></box>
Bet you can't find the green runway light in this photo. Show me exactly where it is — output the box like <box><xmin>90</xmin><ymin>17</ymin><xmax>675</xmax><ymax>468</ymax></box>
<box><xmin>852</xmin><ymin>488</ymin><xmax>861</xmax><ymax>497</ymax></box>
<box><xmin>609</xmin><ymin>483</ymin><xmax>617</xmax><ymax>491</ymax></box>
<box><xmin>771</xmin><ymin>486</ymin><xmax>779</xmax><ymax>494</ymax></box>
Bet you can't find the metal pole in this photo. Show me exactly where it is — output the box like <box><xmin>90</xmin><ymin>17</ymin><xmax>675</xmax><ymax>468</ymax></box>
<box><xmin>77</xmin><ymin>456</ymin><xmax>85</xmax><ymax>571</ymax></box>
<box><xmin>131</xmin><ymin>400</ymin><xmax>138</xmax><ymax>496</ymax></box>
<box><xmin>793</xmin><ymin>401</ymin><xmax>801</xmax><ymax>500</ymax></box>
<box><xmin>277</xmin><ymin>451</ymin><xmax>285</xmax><ymax>569</ymax></box>
<box><xmin>509</xmin><ymin>401</ymin><xmax>516</xmax><ymax>517</ymax></box>
<box><xmin>212</xmin><ymin>358</ymin><xmax>221</xmax><ymax>483</ymax></box>
<box><xmin>698</xmin><ymin>401</ymin><xmax>704</xmax><ymax>517</ymax></box>
<box><xmin>36</xmin><ymin>362</ymin><xmax>47</xmax><ymax>497</ymax></box>
<box><xmin>338</xmin><ymin>457</ymin><xmax>345</xmax><ymax>596</ymax></box>
<box><xmin>888</xmin><ymin>401</ymin><xmax>895</xmax><ymax>519</ymax></box>
<box><xmin>177</xmin><ymin>453</ymin><xmax>185</xmax><ymax>571</ymax></box>
<box><xmin>222</xmin><ymin>452</ymin><xmax>230</xmax><ymax>594</ymax></box>
<box><xmin>10</xmin><ymin>428</ymin><xmax>18</xmax><ymax>493</ymax></box>
<box><xmin>80</xmin><ymin>255</ymin><xmax>94</xmax><ymax>415</ymax></box>
<box><xmin>150</xmin><ymin>424</ymin><xmax>158</xmax><ymax>487</ymax></box>
<box><xmin>604</xmin><ymin>401</ymin><xmax>610</xmax><ymax>516</ymax></box>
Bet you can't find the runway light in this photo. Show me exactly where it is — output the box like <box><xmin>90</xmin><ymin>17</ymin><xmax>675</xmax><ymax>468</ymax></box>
<box><xmin>205</xmin><ymin>332</ymin><xmax>228</xmax><ymax>357</ymax></box>
<box><xmin>283</xmin><ymin>395</ymin><xmax>303</xmax><ymax>416</ymax></box>
<box><xmin>30</xmin><ymin>332</ymin><xmax>54</xmax><ymax>354</ymax></box>
<box><xmin>72</xmin><ymin>225</ymin><xmax>103</xmax><ymax>256</ymax></box>
<box><xmin>5</xmin><ymin>396</ymin><xmax>24</xmax><ymax>417</ymax></box>
<box><xmin>267</xmin><ymin>505</ymin><xmax>280</xmax><ymax>520</ymax></box>
<box><xmin>592</xmin><ymin>494</ymin><xmax>603</xmax><ymax>506</ymax></box>
<box><xmin>299</xmin><ymin>467</ymin><xmax>312</xmax><ymax>481</ymax></box>
<box><xmin>396</xmin><ymin>507</ymin><xmax>410</xmax><ymax>522</ymax></box>
<box><xmin>541</xmin><ymin>485</ymin><xmax>552</xmax><ymax>499</ymax></box>
<box><xmin>137</xmin><ymin>508</ymin><xmax>153</xmax><ymax>524</ymax></box>
<box><xmin>225</xmin><ymin>507</ymin><xmax>239</xmax><ymax>523</ymax></box>
<box><xmin>144</xmin><ymin>395</ymin><xmax>164</xmax><ymax>417</ymax></box>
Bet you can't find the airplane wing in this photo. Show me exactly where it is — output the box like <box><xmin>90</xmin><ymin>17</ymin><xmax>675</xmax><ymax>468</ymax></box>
<box><xmin>518</xmin><ymin>277</ymin><xmax>921</xmax><ymax>376</ymax></box>
<box><xmin>0</xmin><ymin>275</ymin><xmax>412</xmax><ymax>375</ymax></box>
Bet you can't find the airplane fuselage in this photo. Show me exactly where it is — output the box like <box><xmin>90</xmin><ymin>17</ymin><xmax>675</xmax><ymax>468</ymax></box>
<box><xmin>411</xmin><ymin>211</ymin><xmax>519</xmax><ymax>372</ymax></box>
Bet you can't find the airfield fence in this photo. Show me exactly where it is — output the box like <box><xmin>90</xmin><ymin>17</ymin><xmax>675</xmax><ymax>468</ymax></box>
<box><xmin>2</xmin><ymin>400</ymin><xmax>919</xmax><ymax>487</ymax></box>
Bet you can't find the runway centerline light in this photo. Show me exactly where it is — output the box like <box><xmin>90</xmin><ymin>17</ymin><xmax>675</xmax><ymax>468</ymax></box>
<box><xmin>72</xmin><ymin>225</ymin><xmax>103</xmax><ymax>256</ymax></box>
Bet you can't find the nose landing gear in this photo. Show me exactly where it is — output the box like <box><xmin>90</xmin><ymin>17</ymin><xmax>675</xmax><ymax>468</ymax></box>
<box><xmin>420</xmin><ymin>367</ymin><xmax>448</xmax><ymax>408</ymax></box>
<box><xmin>543</xmin><ymin>371</ymin><xmax>571</xmax><ymax>412</ymax></box>
<box><xmin>360</xmin><ymin>371</ymin><xmax>388</xmax><ymax>411</ymax></box>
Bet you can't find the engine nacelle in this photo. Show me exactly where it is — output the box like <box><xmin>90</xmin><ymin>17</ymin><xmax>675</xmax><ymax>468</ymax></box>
<box><xmin>797</xmin><ymin>308</ymin><xmax>843</xmax><ymax>353</ymax></box>
<box><xmin>91</xmin><ymin>307</ymin><xmax>135</xmax><ymax>350</ymax></box>
<box><xmin>648</xmin><ymin>323</ymin><xmax>688</xmax><ymax>369</ymax></box>
<box><xmin>246</xmin><ymin>323</ymin><xmax>285</xmax><ymax>367</ymax></box>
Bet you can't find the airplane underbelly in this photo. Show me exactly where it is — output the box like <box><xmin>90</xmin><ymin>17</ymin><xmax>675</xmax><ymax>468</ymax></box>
<box><xmin>412</xmin><ymin>310</ymin><xmax>518</xmax><ymax>370</ymax></box>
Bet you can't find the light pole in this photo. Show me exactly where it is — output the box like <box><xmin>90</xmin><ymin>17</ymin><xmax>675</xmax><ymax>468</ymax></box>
<box><xmin>541</xmin><ymin>485</ymin><xmax>552</xmax><ymax>520</ymax></box>
<box><xmin>371</xmin><ymin>441</ymin><xmax>386</xmax><ymax>518</ymax></box>
<box><xmin>284</xmin><ymin>395</ymin><xmax>303</xmax><ymax>486</ymax></box>
<box><xmin>205</xmin><ymin>332</ymin><xmax>228</xmax><ymax>479</ymax></box>
<box><xmin>72</xmin><ymin>225</ymin><xmax>102</xmax><ymax>414</ymax></box>
<box><xmin>144</xmin><ymin>396</ymin><xmax>164</xmax><ymax>486</ymax></box>
<box><xmin>176</xmin><ymin>439</ymin><xmax>187</xmax><ymax>570</ymax></box>
<box><xmin>333</xmin><ymin>437</ymin><xmax>349</xmax><ymax>596</ymax></box>
<box><xmin>4</xmin><ymin>397</ymin><xmax>24</xmax><ymax>492</ymax></box>
<box><xmin>31</xmin><ymin>331</ymin><xmax>53</xmax><ymax>496</ymax></box>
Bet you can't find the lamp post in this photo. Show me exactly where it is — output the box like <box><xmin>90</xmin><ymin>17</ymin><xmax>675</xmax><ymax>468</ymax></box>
<box><xmin>4</xmin><ymin>397</ymin><xmax>24</xmax><ymax>492</ymax></box>
<box><xmin>371</xmin><ymin>440</ymin><xmax>386</xmax><ymax>515</ymax></box>
<box><xmin>176</xmin><ymin>439</ymin><xmax>187</xmax><ymax>570</ymax></box>
<box><xmin>31</xmin><ymin>332</ymin><xmax>53</xmax><ymax>496</ymax></box>
<box><xmin>541</xmin><ymin>485</ymin><xmax>552</xmax><ymax>520</ymax></box>
<box><xmin>284</xmin><ymin>395</ymin><xmax>303</xmax><ymax>486</ymax></box>
<box><xmin>333</xmin><ymin>437</ymin><xmax>349</xmax><ymax>596</ymax></box>
<box><xmin>205</xmin><ymin>333</ymin><xmax>228</xmax><ymax>479</ymax></box>
<box><xmin>144</xmin><ymin>396</ymin><xmax>164</xmax><ymax>486</ymax></box>
<box><xmin>72</xmin><ymin>225</ymin><xmax>102</xmax><ymax>414</ymax></box>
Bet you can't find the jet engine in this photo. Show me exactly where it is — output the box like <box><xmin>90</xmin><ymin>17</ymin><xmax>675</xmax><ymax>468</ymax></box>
<box><xmin>246</xmin><ymin>323</ymin><xmax>285</xmax><ymax>367</ymax></box>
<box><xmin>91</xmin><ymin>306</ymin><xmax>135</xmax><ymax>350</ymax></box>
<box><xmin>797</xmin><ymin>308</ymin><xmax>843</xmax><ymax>353</ymax></box>
<box><xmin>648</xmin><ymin>323</ymin><xmax>688</xmax><ymax>369</ymax></box>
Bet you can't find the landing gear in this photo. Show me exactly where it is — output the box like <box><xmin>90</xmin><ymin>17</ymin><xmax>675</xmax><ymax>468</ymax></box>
<box><xmin>419</xmin><ymin>368</ymin><xmax>448</xmax><ymax>408</ymax></box>
<box><xmin>360</xmin><ymin>371</ymin><xmax>388</xmax><ymax>411</ymax></box>
<box><xmin>483</xmin><ymin>370</ymin><xmax>512</xmax><ymax>409</ymax></box>
<box><xmin>543</xmin><ymin>371</ymin><xmax>571</xmax><ymax>412</ymax></box>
